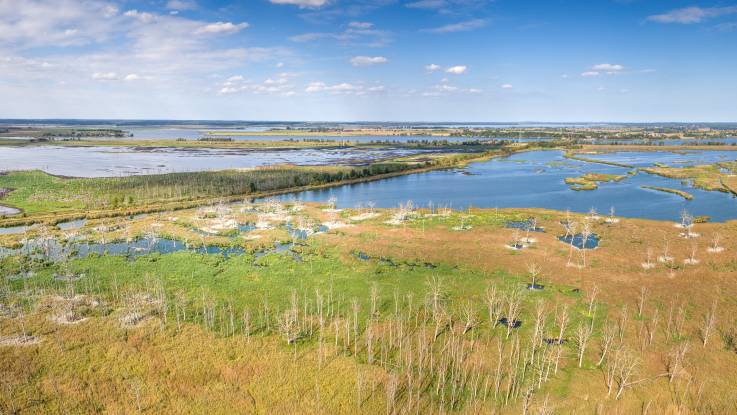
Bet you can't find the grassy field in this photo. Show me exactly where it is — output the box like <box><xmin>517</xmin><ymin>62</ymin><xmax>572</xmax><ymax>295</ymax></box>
<box><xmin>2</xmin><ymin>203</ymin><xmax>737</xmax><ymax>413</ymax></box>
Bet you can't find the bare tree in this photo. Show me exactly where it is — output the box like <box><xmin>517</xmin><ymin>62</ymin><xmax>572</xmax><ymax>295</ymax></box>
<box><xmin>605</xmin><ymin>347</ymin><xmax>640</xmax><ymax>400</ymax></box>
<box><xmin>527</xmin><ymin>263</ymin><xmax>543</xmax><ymax>289</ymax></box>
<box><xmin>701</xmin><ymin>299</ymin><xmax>718</xmax><ymax>347</ymax></box>
<box><xmin>707</xmin><ymin>233</ymin><xmax>724</xmax><ymax>253</ymax></box>
<box><xmin>666</xmin><ymin>342</ymin><xmax>689</xmax><ymax>383</ymax></box>
<box><xmin>575</xmin><ymin>322</ymin><xmax>593</xmax><ymax>367</ymax></box>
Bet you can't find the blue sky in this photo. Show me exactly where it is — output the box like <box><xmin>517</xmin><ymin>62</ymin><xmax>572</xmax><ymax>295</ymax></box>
<box><xmin>0</xmin><ymin>0</ymin><xmax>735</xmax><ymax>121</ymax></box>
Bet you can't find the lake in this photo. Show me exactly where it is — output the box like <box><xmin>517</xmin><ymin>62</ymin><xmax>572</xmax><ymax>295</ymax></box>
<box><xmin>272</xmin><ymin>150</ymin><xmax>737</xmax><ymax>222</ymax></box>
<box><xmin>0</xmin><ymin>145</ymin><xmax>428</xmax><ymax>178</ymax></box>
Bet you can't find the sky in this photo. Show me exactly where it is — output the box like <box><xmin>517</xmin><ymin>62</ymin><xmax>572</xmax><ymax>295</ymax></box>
<box><xmin>0</xmin><ymin>0</ymin><xmax>736</xmax><ymax>122</ymax></box>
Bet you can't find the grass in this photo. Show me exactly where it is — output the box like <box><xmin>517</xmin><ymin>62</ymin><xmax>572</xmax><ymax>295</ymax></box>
<box><xmin>564</xmin><ymin>173</ymin><xmax>626</xmax><ymax>191</ymax></box>
<box><xmin>563</xmin><ymin>152</ymin><xmax>634</xmax><ymax>168</ymax></box>
<box><xmin>640</xmin><ymin>185</ymin><xmax>694</xmax><ymax>200</ymax></box>
<box><xmin>641</xmin><ymin>161</ymin><xmax>737</xmax><ymax>194</ymax></box>
<box><xmin>2</xmin><ymin>205</ymin><xmax>737</xmax><ymax>413</ymax></box>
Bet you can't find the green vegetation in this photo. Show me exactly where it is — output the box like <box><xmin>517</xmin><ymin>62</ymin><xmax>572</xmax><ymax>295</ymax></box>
<box><xmin>2</xmin><ymin>206</ymin><xmax>737</xmax><ymax>413</ymax></box>
<box><xmin>564</xmin><ymin>152</ymin><xmax>634</xmax><ymax>168</ymax></box>
<box><xmin>640</xmin><ymin>185</ymin><xmax>694</xmax><ymax>200</ymax></box>
<box><xmin>0</xmin><ymin>147</ymin><xmax>505</xmax><ymax>225</ymax></box>
<box><xmin>641</xmin><ymin>161</ymin><xmax>737</xmax><ymax>194</ymax></box>
<box><xmin>564</xmin><ymin>173</ymin><xmax>626</xmax><ymax>191</ymax></box>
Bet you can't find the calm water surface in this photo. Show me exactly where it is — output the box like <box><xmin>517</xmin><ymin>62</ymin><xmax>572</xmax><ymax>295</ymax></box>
<box><xmin>274</xmin><ymin>150</ymin><xmax>737</xmax><ymax>222</ymax></box>
<box><xmin>0</xmin><ymin>145</ymin><xmax>427</xmax><ymax>177</ymax></box>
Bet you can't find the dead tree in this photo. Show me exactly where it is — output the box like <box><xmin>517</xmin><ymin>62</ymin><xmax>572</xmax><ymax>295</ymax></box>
<box><xmin>701</xmin><ymin>299</ymin><xmax>718</xmax><ymax>347</ymax></box>
<box><xmin>575</xmin><ymin>322</ymin><xmax>593</xmax><ymax>367</ymax></box>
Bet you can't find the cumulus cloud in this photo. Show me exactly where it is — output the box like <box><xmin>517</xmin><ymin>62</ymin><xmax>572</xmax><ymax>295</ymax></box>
<box><xmin>350</xmin><ymin>56</ymin><xmax>388</xmax><ymax>66</ymax></box>
<box><xmin>92</xmin><ymin>72</ymin><xmax>119</xmax><ymax>81</ymax></box>
<box><xmin>423</xmin><ymin>19</ymin><xmax>486</xmax><ymax>34</ymax></box>
<box><xmin>306</xmin><ymin>82</ymin><xmax>357</xmax><ymax>93</ymax></box>
<box><xmin>647</xmin><ymin>6</ymin><xmax>737</xmax><ymax>24</ymax></box>
<box><xmin>270</xmin><ymin>0</ymin><xmax>330</xmax><ymax>8</ymax></box>
<box><xmin>592</xmin><ymin>63</ymin><xmax>624</xmax><ymax>72</ymax></box>
<box><xmin>194</xmin><ymin>22</ymin><xmax>249</xmax><ymax>35</ymax></box>
<box><xmin>425</xmin><ymin>63</ymin><xmax>442</xmax><ymax>72</ymax></box>
<box><xmin>580</xmin><ymin>64</ymin><xmax>625</xmax><ymax>77</ymax></box>
<box><xmin>218</xmin><ymin>73</ymin><xmax>297</xmax><ymax>96</ymax></box>
<box><xmin>0</xmin><ymin>0</ymin><xmax>120</xmax><ymax>48</ymax></box>
<box><xmin>124</xmin><ymin>9</ymin><xmax>157</xmax><ymax>24</ymax></box>
<box><xmin>445</xmin><ymin>65</ymin><xmax>467</xmax><ymax>74</ymax></box>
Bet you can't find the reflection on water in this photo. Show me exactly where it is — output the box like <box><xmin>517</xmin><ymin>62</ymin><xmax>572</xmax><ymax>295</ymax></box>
<box><xmin>275</xmin><ymin>150</ymin><xmax>737</xmax><ymax>222</ymax></box>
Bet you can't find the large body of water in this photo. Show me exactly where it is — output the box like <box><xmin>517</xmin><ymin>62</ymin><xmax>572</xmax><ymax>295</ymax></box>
<box><xmin>273</xmin><ymin>150</ymin><xmax>737</xmax><ymax>222</ymax></box>
<box><xmin>0</xmin><ymin>146</ymin><xmax>426</xmax><ymax>177</ymax></box>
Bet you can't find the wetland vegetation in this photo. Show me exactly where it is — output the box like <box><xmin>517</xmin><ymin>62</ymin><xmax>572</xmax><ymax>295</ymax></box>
<box><xmin>3</xmin><ymin>124</ymin><xmax>737</xmax><ymax>413</ymax></box>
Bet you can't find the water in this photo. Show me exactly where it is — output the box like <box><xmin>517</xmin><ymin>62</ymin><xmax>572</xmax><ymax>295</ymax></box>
<box><xmin>275</xmin><ymin>150</ymin><xmax>737</xmax><ymax>222</ymax></box>
<box><xmin>558</xmin><ymin>233</ymin><xmax>600</xmax><ymax>250</ymax></box>
<box><xmin>57</xmin><ymin>219</ymin><xmax>86</xmax><ymax>230</ymax></box>
<box><xmin>0</xmin><ymin>236</ymin><xmax>295</xmax><ymax>262</ymax></box>
<box><xmin>584</xmin><ymin>150</ymin><xmax>737</xmax><ymax>168</ymax></box>
<box><xmin>0</xmin><ymin>205</ymin><xmax>20</xmax><ymax>216</ymax></box>
<box><xmin>0</xmin><ymin>224</ymin><xmax>36</xmax><ymax>235</ymax></box>
<box><xmin>0</xmin><ymin>145</ymin><xmax>428</xmax><ymax>177</ymax></box>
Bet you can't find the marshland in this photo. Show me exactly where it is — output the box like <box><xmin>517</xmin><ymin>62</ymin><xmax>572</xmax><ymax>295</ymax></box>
<box><xmin>2</xmin><ymin>123</ymin><xmax>737</xmax><ymax>413</ymax></box>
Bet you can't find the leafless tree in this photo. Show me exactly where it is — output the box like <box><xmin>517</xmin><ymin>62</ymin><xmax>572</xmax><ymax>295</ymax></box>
<box><xmin>605</xmin><ymin>346</ymin><xmax>640</xmax><ymax>400</ymax></box>
<box><xmin>701</xmin><ymin>299</ymin><xmax>718</xmax><ymax>347</ymax></box>
<box><xmin>707</xmin><ymin>233</ymin><xmax>724</xmax><ymax>253</ymax></box>
<box><xmin>597</xmin><ymin>323</ymin><xmax>617</xmax><ymax>366</ymax></box>
<box><xmin>575</xmin><ymin>322</ymin><xmax>593</xmax><ymax>367</ymax></box>
<box><xmin>666</xmin><ymin>342</ymin><xmax>689</xmax><ymax>383</ymax></box>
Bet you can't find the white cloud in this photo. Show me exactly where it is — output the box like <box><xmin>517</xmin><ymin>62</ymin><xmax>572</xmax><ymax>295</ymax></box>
<box><xmin>124</xmin><ymin>73</ymin><xmax>141</xmax><ymax>81</ymax></box>
<box><xmin>92</xmin><ymin>72</ymin><xmax>119</xmax><ymax>81</ymax></box>
<box><xmin>647</xmin><ymin>6</ymin><xmax>737</xmax><ymax>24</ymax></box>
<box><xmin>423</xmin><ymin>19</ymin><xmax>486</xmax><ymax>34</ymax></box>
<box><xmin>124</xmin><ymin>10</ymin><xmax>157</xmax><ymax>24</ymax></box>
<box><xmin>500</xmin><ymin>83</ymin><xmax>513</xmax><ymax>89</ymax></box>
<box><xmin>592</xmin><ymin>63</ymin><xmax>624</xmax><ymax>73</ymax></box>
<box><xmin>218</xmin><ymin>73</ymin><xmax>297</xmax><ymax>96</ymax></box>
<box><xmin>445</xmin><ymin>65</ymin><xmax>467</xmax><ymax>74</ymax></box>
<box><xmin>289</xmin><ymin>24</ymin><xmax>391</xmax><ymax>47</ymax></box>
<box><xmin>425</xmin><ymin>63</ymin><xmax>442</xmax><ymax>72</ymax></box>
<box><xmin>348</xmin><ymin>21</ymin><xmax>374</xmax><ymax>29</ymax></box>
<box><xmin>306</xmin><ymin>82</ymin><xmax>357</xmax><ymax>93</ymax></box>
<box><xmin>166</xmin><ymin>0</ymin><xmax>197</xmax><ymax>10</ymax></box>
<box><xmin>194</xmin><ymin>22</ymin><xmax>249</xmax><ymax>35</ymax></box>
<box><xmin>0</xmin><ymin>0</ymin><xmax>121</xmax><ymax>48</ymax></box>
<box><xmin>269</xmin><ymin>0</ymin><xmax>330</xmax><ymax>8</ymax></box>
<box><xmin>581</xmin><ymin>71</ymin><xmax>600</xmax><ymax>77</ymax></box>
<box><xmin>304</xmin><ymin>81</ymin><xmax>385</xmax><ymax>95</ymax></box>
<box><xmin>422</xmin><ymin>83</ymin><xmax>481</xmax><ymax>96</ymax></box>
<box><xmin>350</xmin><ymin>56</ymin><xmax>388</xmax><ymax>66</ymax></box>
